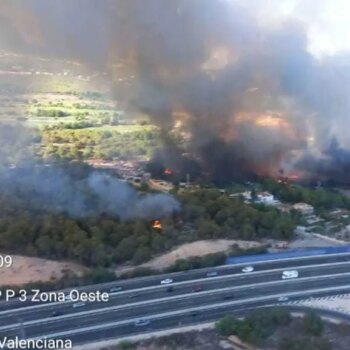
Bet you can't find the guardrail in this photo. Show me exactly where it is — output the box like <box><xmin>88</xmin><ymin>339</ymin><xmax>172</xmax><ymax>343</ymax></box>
<box><xmin>226</xmin><ymin>245</ymin><xmax>350</xmax><ymax>264</ymax></box>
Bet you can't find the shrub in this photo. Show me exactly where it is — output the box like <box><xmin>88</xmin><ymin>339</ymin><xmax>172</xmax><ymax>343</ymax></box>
<box><xmin>302</xmin><ymin>311</ymin><xmax>324</xmax><ymax>336</ymax></box>
<box><xmin>118</xmin><ymin>340</ymin><xmax>135</xmax><ymax>349</ymax></box>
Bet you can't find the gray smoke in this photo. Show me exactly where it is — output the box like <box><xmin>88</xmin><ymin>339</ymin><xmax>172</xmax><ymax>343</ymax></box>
<box><xmin>1</xmin><ymin>0</ymin><xmax>350</xmax><ymax>180</ymax></box>
<box><xmin>0</xmin><ymin>122</ymin><xmax>180</xmax><ymax>220</ymax></box>
<box><xmin>87</xmin><ymin>172</ymin><xmax>180</xmax><ymax>219</ymax></box>
<box><xmin>1</xmin><ymin>163</ymin><xmax>180</xmax><ymax>219</ymax></box>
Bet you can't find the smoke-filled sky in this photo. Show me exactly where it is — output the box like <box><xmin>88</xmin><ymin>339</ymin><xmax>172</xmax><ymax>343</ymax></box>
<box><xmin>235</xmin><ymin>0</ymin><xmax>350</xmax><ymax>58</ymax></box>
<box><xmin>1</xmin><ymin>0</ymin><xmax>350</xmax><ymax>181</ymax></box>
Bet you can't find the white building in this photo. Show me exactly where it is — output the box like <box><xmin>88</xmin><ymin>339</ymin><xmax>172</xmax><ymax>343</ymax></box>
<box><xmin>256</xmin><ymin>192</ymin><xmax>276</xmax><ymax>205</ymax></box>
<box><xmin>230</xmin><ymin>191</ymin><xmax>279</xmax><ymax>205</ymax></box>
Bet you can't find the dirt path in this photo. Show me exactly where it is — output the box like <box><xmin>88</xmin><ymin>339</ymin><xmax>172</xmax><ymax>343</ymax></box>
<box><xmin>115</xmin><ymin>239</ymin><xmax>263</xmax><ymax>275</ymax></box>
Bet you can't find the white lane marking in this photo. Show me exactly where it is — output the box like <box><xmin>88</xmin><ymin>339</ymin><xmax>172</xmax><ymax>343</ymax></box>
<box><xmin>2</xmin><ymin>259</ymin><xmax>350</xmax><ymax>316</ymax></box>
<box><xmin>2</xmin><ymin>251</ymin><xmax>350</xmax><ymax>309</ymax></box>
<box><xmin>2</xmin><ymin>271</ymin><xmax>350</xmax><ymax>331</ymax></box>
<box><xmin>26</xmin><ymin>283</ymin><xmax>350</xmax><ymax>340</ymax></box>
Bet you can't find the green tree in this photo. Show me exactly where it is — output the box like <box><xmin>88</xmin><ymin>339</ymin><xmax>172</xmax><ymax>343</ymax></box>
<box><xmin>241</xmin><ymin>222</ymin><xmax>255</xmax><ymax>240</ymax></box>
<box><xmin>118</xmin><ymin>340</ymin><xmax>135</xmax><ymax>349</ymax></box>
<box><xmin>151</xmin><ymin>234</ymin><xmax>166</xmax><ymax>252</ymax></box>
<box><xmin>132</xmin><ymin>246</ymin><xmax>151</xmax><ymax>264</ymax></box>
<box><xmin>215</xmin><ymin>208</ymin><xmax>230</xmax><ymax>225</ymax></box>
<box><xmin>114</xmin><ymin>237</ymin><xmax>138</xmax><ymax>262</ymax></box>
<box><xmin>133</xmin><ymin>221</ymin><xmax>149</xmax><ymax>236</ymax></box>
<box><xmin>198</xmin><ymin>219</ymin><xmax>220</xmax><ymax>238</ymax></box>
<box><xmin>139</xmin><ymin>182</ymin><xmax>150</xmax><ymax>192</ymax></box>
<box><xmin>85</xmin><ymin>268</ymin><xmax>116</xmax><ymax>284</ymax></box>
<box><xmin>215</xmin><ymin>316</ymin><xmax>238</xmax><ymax>336</ymax></box>
<box><xmin>169</xmin><ymin>258</ymin><xmax>191</xmax><ymax>271</ymax></box>
<box><xmin>201</xmin><ymin>252</ymin><xmax>226</xmax><ymax>267</ymax></box>
<box><xmin>303</xmin><ymin>311</ymin><xmax>324</xmax><ymax>336</ymax></box>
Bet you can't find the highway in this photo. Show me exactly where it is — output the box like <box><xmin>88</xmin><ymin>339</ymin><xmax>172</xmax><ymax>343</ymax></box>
<box><xmin>2</xmin><ymin>251</ymin><xmax>350</xmax><ymax>310</ymax></box>
<box><xmin>3</xmin><ymin>261</ymin><xmax>350</xmax><ymax>325</ymax></box>
<box><xmin>2</xmin><ymin>252</ymin><xmax>350</xmax><ymax>346</ymax></box>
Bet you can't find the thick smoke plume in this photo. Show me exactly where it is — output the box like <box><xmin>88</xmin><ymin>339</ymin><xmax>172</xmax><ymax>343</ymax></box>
<box><xmin>1</xmin><ymin>0</ymin><xmax>350</xmax><ymax>183</ymax></box>
<box><xmin>1</xmin><ymin>164</ymin><xmax>180</xmax><ymax>219</ymax></box>
<box><xmin>0</xmin><ymin>124</ymin><xmax>180</xmax><ymax>220</ymax></box>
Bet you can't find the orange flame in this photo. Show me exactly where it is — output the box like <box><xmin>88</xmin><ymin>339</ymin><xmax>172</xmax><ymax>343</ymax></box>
<box><xmin>152</xmin><ymin>220</ymin><xmax>163</xmax><ymax>230</ymax></box>
<box><xmin>164</xmin><ymin>168</ymin><xmax>173</xmax><ymax>175</ymax></box>
<box><xmin>277</xmin><ymin>172</ymin><xmax>301</xmax><ymax>184</ymax></box>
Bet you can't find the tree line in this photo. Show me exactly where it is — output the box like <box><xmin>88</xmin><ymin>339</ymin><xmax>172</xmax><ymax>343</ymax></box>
<box><xmin>0</xmin><ymin>164</ymin><xmax>298</xmax><ymax>268</ymax></box>
<box><xmin>180</xmin><ymin>188</ymin><xmax>299</xmax><ymax>241</ymax></box>
<box><xmin>263</xmin><ymin>179</ymin><xmax>350</xmax><ymax>210</ymax></box>
<box><xmin>216</xmin><ymin>309</ymin><xmax>331</xmax><ymax>350</ymax></box>
<box><xmin>41</xmin><ymin>127</ymin><xmax>160</xmax><ymax>160</ymax></box>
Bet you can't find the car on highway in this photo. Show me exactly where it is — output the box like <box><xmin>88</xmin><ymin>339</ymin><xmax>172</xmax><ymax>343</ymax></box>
<box><xmin>242</xmin><ymin>266</ymin><xmax>254</xmax><ymax>273</ymax></box>
<box><xmin>206</xmin><ymin>271</ymin><xmax>218</xmax><ymax>277</ymax></box>
<box><xmin>281</xmin><ymin>270</ymin><xmax>299</xmax><ymax>279</ymax></box>
<box><xmin>109</xmin><ymin>286</ymin><xmax>123</xmax><ymax>293</ymax></box>
<box><xmin>277</xmin><ymin>296</ymin><xmax>289</xmax><ymax>302</ymax></box>
<box><xmin>129</xmin><ymin>293</ymin><xmax>141</xmax><ymax>298</ymax></box>
<box><xmin>49</xmin><ymin>310</ymin><xmax>63</xmax><ymax>317</ymax></box>
<box><xmin>134</xmin><ymin>319</ymin><xmax>150</xmax><ymax>326</ymax></box>
<box><xmin>166</xmin><ymin>286</ymin><xmax>174</xmax><ymax>292</ymax></box>
<box><xmin>222</xmin><ymin>294</ymin><xmax>234</xmax><ymax>300</ymax></box>
<box><xmin>192</xmin><ymin>286</ymin><xmax>203</xmax><ymax>292</ymax></box>
<box><xmin>72</xmin><ymin>301</ymin><xmax>86</xmax><ymax>308</ymax></box>
<box><xmin>160</xmin><ymin>278</ymin><xmax>173</xmax><ymax>285</ymax></box>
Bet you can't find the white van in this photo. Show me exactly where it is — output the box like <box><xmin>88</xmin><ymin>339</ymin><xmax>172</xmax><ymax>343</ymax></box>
<box><xmin>281</xmin><ymin>270</ymin><xmax>299</xmax><ymax>279</ymax></box>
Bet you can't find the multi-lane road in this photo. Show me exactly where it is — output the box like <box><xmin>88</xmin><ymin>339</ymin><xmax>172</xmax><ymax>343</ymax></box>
<box><xmin>2</xmin><ymin>252</ymin><xmax>350</xmax><ymax>346</ymax></box>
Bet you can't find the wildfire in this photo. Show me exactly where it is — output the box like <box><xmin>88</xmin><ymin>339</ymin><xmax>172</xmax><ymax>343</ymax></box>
<box><xmin>277</xmin><ymin>172</ymin><xmax>301</xmax><ymax>184</ymax></box>
<box><xmin>152</xmin><ymin>220</ymin><xmax>163</xmax><ymax>230</ymax></box>
<box><xmin>235</xmin><ymin>112</ymin><xmax>293</xmax><ymax>133</ymax></box>
<box><xmin>164</xmin><ymin>167</ymin><xmax>173</xmax><ymax>175</ymax></box>
<box><xmin>288</xmin><ymin>174</ymin><xmax>300</xmax><ymax>180</ymax></box>
<box><xmin>222</xmin><ymin>111</ymin><xmax>301</xmax><ymax>145</ymax></box>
